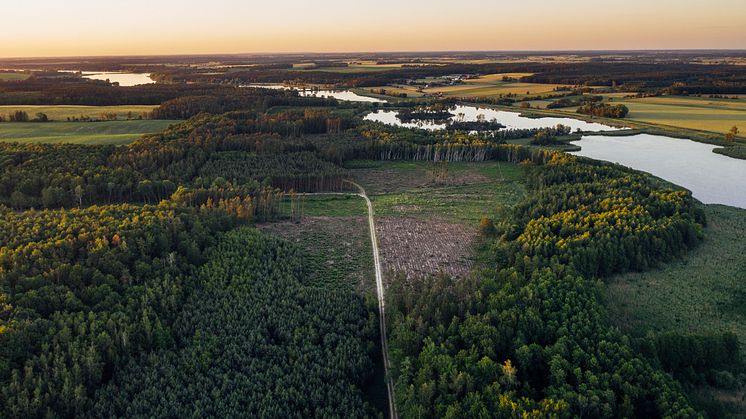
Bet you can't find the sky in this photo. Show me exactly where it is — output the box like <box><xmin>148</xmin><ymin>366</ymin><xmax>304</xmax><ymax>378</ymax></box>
<box><xmin>2</xmin><ymin>0</ymin><xmax>745</xmax><ymax>57</ymax></box>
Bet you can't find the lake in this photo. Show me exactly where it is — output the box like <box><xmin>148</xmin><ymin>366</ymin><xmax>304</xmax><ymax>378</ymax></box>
<box><xmin>81</xmin><ymin>72</ymin><xmax>154</xmax><ymax>86</ymax></box>
<box><xmin>571</xmin><ymin>134</ymin><xmax>746</xmax><ymax>209</ymax></box>
<box><xmin>244</xmin><ymin>84</ymin><xmax>386</xmax><ymax>103</ymax></box>
<box><xmin>364</xmin><ymin>105</ymin><xmax>622</xmax><ymax>132</ymax></box>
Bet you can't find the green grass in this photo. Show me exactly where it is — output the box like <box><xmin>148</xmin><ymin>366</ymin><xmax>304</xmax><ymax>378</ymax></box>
<box><xmin>606</xmin><ymin>205</ymin><xmax>746</xmax><ymax>349</ymax></box>
<box><xmin>278</xmin><ymin>194</ymin><xmax>368</xmax><ymax>218</ymax></box>
<box><xmin>0</xmin><ymin>105</ymin><xmax>158</xmax><ymax>121</ymax></box>
<box><xmin>605</xmin><ymin>204</ymin><xmax>746</xmax><ymax>416</ymax></box>
<box><xmin>0</xmin><ymin>120</ymin><xmax>178</xmax><ymax>145</ymax></box>
<box><xmin>350</xmin><ymin>160</ymin><xmax>526</xmax><ymax>226</ymax></box>
<box><xmin>424</xmin><ymin>81</ymin><xmax>568</xmax><ymax>99</ymax></box>
<box><xmin>714</xmin><ymin>144</ymin><xmax>746</xmax><ymax>159</ymax></box>
<box><xmin>539</xmin><ymin>94</ymin><xmax>746</xmax><ymax>136</ymax></box>
<box><xmin>0</xmin><ymin>72</ymin><xmax>30</xmax><ymax>81</ymax></box>
<box><xmin>605</xmin><ymin>95</ymin><xmax>746</xmax><ymax>134</ymax></box>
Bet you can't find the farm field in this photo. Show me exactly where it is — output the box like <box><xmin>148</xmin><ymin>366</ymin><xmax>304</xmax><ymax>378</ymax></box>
<box><xmin>607</xmin><ymin>95</ymin><xmax>746</xmax><ymax>133</ymax></box>
<box><xmin>606</xmin><ymin>205</ymin><xmax>746</xmax><ymax>348</ymax></box>
<box><xmin>423</xmin><ymin>80</ymin><xmax>568</xmax><ymax>98</ymax></box>
<box><xmin>463</xmin><ymin>72</ymin><xmax>535</xmax><ymax>82</ymax></box>
<box><xmin>296</xmin><ymin>61</ymin><xmax>406</xmax><ymax>73</ymax></box>
<box><xmin>0</xmin><ymin>72</ymin><xmax>30</xmax><ymax>81</ymax></box>
<box><xmin>541</xmin><ymin>94</ymin><xmax>746</xmax><ymax>134</ymax></box>
<box><xmin>0</xmin><ymin>104</ymin><xmax>158</xmax><ymax>121</ymax></box>
<box><xmin>356</xmin><ymin>85</ymin><xmax>427</xmax><ymax>98</ymax></box>
<box><xmin>0</xmin><ymin>120</ymin><xmax>177</xmax><ymax>145</ymax></box>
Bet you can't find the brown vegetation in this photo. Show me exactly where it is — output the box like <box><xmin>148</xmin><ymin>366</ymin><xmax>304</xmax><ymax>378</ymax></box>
<box><xmin>376</xmin><ymin>216</ymin><xmax>476</xmax><ymax>284</ymax></box>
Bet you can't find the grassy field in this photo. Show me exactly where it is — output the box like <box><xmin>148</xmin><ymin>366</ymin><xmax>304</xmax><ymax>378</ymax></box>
<box><xmin>0</xmin><ymin>120</ymin><xmax>177</xmax><ymax>145</ymax></box>
<box><xmin>536</xmin><ymin>94</ymin><xmax>746</xmax><ymax>135</ymax></box>
<box><xmin>463</xmin><ymin>73</ymin><xmax>535</xmax><ymax>82</ymax></box>
<box><xmin>606</xmin><ymin>204</ymin><xmax>746</xmax><ymax>414</ymax></box>
<box><xmin>606</xmin><ymin>205</ymin><xmax>746</xmax><ymax>348</ymax></box>
<box><xmin>424</xmin><ymin>80</ymin><xmax>567</xmax><ymax>99</ymax></box>
<box><xmin>604</xmin><ymin>95</ymin><xmax>746</xmax><ymax>134</ymax></box>
<box><xmin>0</xmin><ymin>105</ymin><xmax>158</xmax><ymax>121</ymax></box>
<box><xmin>277</xmin><ymin>194</ymin><xmax>368</xmax><ymax>217</ymax></box>
<box><xmin>296</xmin><ymin>61</ymin><xmax>405</xmax><ymax>74</ymax></box>
<box><xmin>0</xmin><ymin>72</ymin><xmax>30</xmax><ymax>81</ymax></box>
<box><xmin>349</xmin><ymin>160</ymin><xmax>526</xmax><ymax>226</ymax></box>
<box><xmin>355</xmin><ymin>86</ymin><xmax>427</xmax><ymax>99</ymax></box>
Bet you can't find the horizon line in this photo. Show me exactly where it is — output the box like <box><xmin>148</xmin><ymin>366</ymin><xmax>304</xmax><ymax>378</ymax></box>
<box><xmin>2</xmin><ymin>48</ymin><xmax>746</xmax><ymax>61</ymax></box>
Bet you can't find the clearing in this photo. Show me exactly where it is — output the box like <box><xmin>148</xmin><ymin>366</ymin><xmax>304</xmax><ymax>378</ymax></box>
<box><xmin>258</xmin><ymin>215</ymin><xmax>374</xmax><ymax>293</ymax></box>
<box><xmin>376</xmin><ymin>216</ymin><xmax>476</xmax><ymax>282</ymax></box>
<box><xmin>350</xmin><ymin>160</ymin><xmax>525</xmax><ymax>282</ymax></box>
<box><xmin>351</xmin><ymin>160</ymin><xmax>526</xmax><ymax>225</ymax></box>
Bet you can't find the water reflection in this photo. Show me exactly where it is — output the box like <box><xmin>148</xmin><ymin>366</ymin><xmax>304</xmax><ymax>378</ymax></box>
<box><xmin>571</xmin><ymin>134</ymin><xmax>746</xmax><ymax>208</ymax></box>
<box><xmin>364</xmin><ymin>105</ymin><xmax>622</xmax><ymax>132</ymax></box>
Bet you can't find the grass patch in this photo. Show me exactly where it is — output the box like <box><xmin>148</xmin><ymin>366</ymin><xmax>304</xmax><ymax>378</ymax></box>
<box><xmin>278</xmin><ymin>194</ymin><xmax>368</xmax><ymax>218</ymax></box>
<box><xmin>606</xmin><ymin>204</ymin><xmax>746</xmax><ymax>349</ymax></box>
<box><xmin>424</xmin><ymin>82</ymin><xmax>567</xmax><ymax>99</ymax></box>
<box><xmin>0</xmin><ymin>105</ymin><xmax>158</xmax><ymax>121</ymax></box>
<box><xmin>0</xmin><ymin>120</ymin><xmax>178</xmax><ymax>145</ymax></box>
<box><xmin>605</xmin><ymin>204</ymin><xmax>746</xmax><ymax>417</ymax></box>
<box><xmin>606</xmin><ymin>95</ymin><xmax>746</xmax><ymax>134</ymax></box>
<box><xmin>0</xmin><ymin>72</ymin><xmax>30</xmax><ymax>81</ymax></box>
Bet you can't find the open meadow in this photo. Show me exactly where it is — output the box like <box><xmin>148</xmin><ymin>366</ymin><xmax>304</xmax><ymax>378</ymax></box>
<box><xmin>606</xmin><ymin>204</ymin><xmax>746</xmax><ymax>350</ymax></box>
<box><xmin>423</xmin><ymin>73</ymin><xmax>568</xmax><ymax>98</ymax></box>
<box><xmin>531</xmin><ymin>94</ymin><xmax>746</xmax><ymax>135</ymax></box>
<box><xmin>0</xmin><ymin>72</ymin><xmax>30</xmax><ymax>81</ymax></box>
<box><xmin>0</xmin><ymin>120</ymin><xmax>177</xmax><ymax>145</ymax></box>
<box><xmin>351</xmin><ymin>160</ymin><xmax>525</xmax><ymax>225</ymax></box>
<box><xmin>605</xmin><ymin>95</ymin><xmax>746</xmax><ymax>134</ymax></box>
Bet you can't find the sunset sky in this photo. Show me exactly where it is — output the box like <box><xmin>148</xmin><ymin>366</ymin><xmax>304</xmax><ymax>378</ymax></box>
<box><xmin>2</xmin><ymin>0</ymin><xmax>745</xmax><ymax>57</ymax></box>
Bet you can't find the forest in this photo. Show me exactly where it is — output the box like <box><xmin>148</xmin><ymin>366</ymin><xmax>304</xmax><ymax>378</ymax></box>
<box><xmin>386</xmin><ymin>151</ymin><xmax>708</xmax><ymax>417</ymax></box>
<box><xmin>0</xmin><ymin>55</ymin><xmax>743</xmax><ymax>417</ymax></box>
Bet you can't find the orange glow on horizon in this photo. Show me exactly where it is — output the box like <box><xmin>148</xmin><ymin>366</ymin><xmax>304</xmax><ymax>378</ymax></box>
<box><xmin>1</xmin><ymin>0</ymin><xmax>745</xmax><ymax>58</ymax></box>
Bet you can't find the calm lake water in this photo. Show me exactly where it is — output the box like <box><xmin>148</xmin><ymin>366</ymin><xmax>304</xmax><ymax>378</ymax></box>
<box><xmin>571</xmin><ymin>134</ymin><xmax>746</xmax><ymax>208</ymax></box>
<box><xmin>364</xmin><ymin>105</ymin><xmax>621</xmax><ymax>132</ymax></box>
<box><xmin>244</xmin><ymin>84</ymin><xmax>386</xmax><ymax>103</ymax></box>
<box><xmin>81</xmin><ymin>72</ymin><xmax>154</xmax><ymax>86</ymax></box>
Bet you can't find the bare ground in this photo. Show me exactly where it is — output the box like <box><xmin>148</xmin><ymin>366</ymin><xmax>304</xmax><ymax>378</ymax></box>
<box><xmin>376</xmin><ymin>216</ymin><xmax>477</xmax><ymax>284</ymax></box>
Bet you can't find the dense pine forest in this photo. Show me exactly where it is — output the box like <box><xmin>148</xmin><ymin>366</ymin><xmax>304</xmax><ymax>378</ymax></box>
<box><xmin>1</xmin><ymin>60</ymin><xmax>743</xmax><ymax>418</ymax></box>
